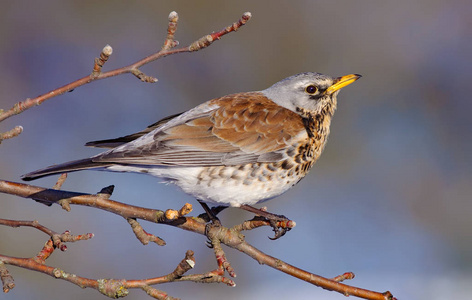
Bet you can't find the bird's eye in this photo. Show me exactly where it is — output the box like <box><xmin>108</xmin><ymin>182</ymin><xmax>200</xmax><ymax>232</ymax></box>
<box><xmin>305</xmin><ymin>85</ymin><xmax>318</xmax><ymax>94</ymax></box>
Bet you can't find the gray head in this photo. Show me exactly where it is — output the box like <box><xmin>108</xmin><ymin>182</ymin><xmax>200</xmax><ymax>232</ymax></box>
<box><xmin>262</xmin><ymin>72</ymin><xmax>361</xmax><ymax>116</ymax></box>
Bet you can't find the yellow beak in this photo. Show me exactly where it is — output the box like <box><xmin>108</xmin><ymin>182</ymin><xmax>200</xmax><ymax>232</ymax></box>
<box><xmin>326</xmin><ymin>74</ymin><xmax>362</xmax><ymax>94</ymax></box>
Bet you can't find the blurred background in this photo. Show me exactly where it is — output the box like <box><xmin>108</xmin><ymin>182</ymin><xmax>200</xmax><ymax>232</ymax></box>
<box><xmin>0</xmin><ymin>1</ymin><xmax>471</xmax><ymax>299</ymax></box>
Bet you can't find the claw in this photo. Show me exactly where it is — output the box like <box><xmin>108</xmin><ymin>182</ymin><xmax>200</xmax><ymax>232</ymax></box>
<box><xmin>204</xmin><ymin>219</ymin><xmax>221</xmax><ymax>247</ymax></box>
<box><xmin>239</xmin><ymin>204</ymin><xmax>296</xmax><ymax>240</ymax></box>
<box><xmin>268</xmin><ymin>219</ymin><xmax>292</xmax><ymax>240</ymax></box>
<box><xmin>206</xmin><ymin>239</ymin><xmax>214</xmax><ymax>248</ymax></box>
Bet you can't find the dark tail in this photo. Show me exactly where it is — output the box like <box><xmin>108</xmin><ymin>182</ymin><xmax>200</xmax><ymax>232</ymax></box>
<box><xmin>21</xmin><ymin>158</ymin><xmax>109</xmax><ymax>181</ymax></box>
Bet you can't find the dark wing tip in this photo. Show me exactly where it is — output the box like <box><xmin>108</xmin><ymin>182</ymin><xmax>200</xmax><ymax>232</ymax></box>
<box><xmin>21</xmin><ymin>171</ymin><xmax>45</xmax><ymax>181</ymax></box>
<box><xmin>20</xmin><ymin>174</ymin><xmax>33</xmax><ymax>181</ymax></box>
<box><xmin>21</xmin><ymin>158</ymin><xmax>100</xmax><ymax>181</ymax></box>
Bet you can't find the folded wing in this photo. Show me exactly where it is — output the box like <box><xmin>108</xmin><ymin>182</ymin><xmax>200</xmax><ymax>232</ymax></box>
<box><xmin>93</xmin><ymin>92</ymin><xmax>307</xmax><ymax>166</ymax></box>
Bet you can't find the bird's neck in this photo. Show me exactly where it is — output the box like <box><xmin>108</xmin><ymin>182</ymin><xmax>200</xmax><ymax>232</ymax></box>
<box><xmin>296</xmin><ymin>100</ymin><xmax>337</xmax><ymax>142</ymax></box>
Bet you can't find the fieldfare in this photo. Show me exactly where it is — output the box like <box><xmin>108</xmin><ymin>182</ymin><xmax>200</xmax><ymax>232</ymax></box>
<box><xmin>22</xmin><ymin>72</ymin><xmax>361</xmax><ymax>238</ymax></box>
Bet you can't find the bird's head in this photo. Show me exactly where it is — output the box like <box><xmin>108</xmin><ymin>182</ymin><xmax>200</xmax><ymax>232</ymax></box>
<box><xmin>262</xmin><ymin>72</ymin><xmax>361</xmax><ymax>117</ymax></box>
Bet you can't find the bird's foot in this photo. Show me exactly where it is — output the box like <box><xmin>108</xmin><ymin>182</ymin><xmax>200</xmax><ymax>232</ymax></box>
<box><xmin>239</xmin><ymin>205</ymin><xmax>296</xmax><ymax>240</ymax></box>
<box><xmin>198</xmin><ymin>200</ymin><xmax>226</xmax><ymax>247</ymax></box>
<box><xmin>204</xmin><ymin>218</ymin><xmax>222</xmax><ymax>248</ymax></box>
<box><xmin>267</xmin><ymin>215</ymin><xmax>295</xmax><ymax>240</ymax></box>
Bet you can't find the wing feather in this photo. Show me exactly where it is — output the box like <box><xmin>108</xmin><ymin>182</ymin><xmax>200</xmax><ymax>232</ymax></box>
<box><xmin>93</xmin><ymin>92</ymin><xmax>307</xmax><ymax>166</ymax></box>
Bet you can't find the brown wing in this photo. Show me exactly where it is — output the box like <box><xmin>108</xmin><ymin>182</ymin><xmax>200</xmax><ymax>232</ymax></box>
<box><xmin>211</xmin><ymin>94</ymin><xmax>305</xmax><ymax>154</ymax></box>
<box><xmin>93</xmin><ymin>92</ymin><xmax>307</xmax><ymax>166</ymax></box>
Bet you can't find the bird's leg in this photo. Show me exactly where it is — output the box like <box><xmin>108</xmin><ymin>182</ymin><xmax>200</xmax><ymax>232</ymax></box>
<box><xmin>198</xmin><ymin>200</ymin><xmax>229</xmax><ymax>248</ymax></box>
<box><xmin>210</xmin><ymin>205</ymin><xmax>228</xmax><ymax>218</ymax></box>
<box><xmin>197</xmin><ymin>200</ymin><xmax>228</xmax><ymax>224</ymax></box>
<box><xmin>239</xmin><ymin>204</ymin><xmax>294</xmax><ymax>240</ymax></box>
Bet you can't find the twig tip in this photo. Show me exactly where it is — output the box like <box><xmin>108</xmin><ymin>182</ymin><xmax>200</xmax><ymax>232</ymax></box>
<box><xmin>165</xmin><ymin>209</ymin><xmax>179</xmax><ymax>220</ymax></box>
<box><xmin>168</xmin><ymin>11</ymin><xmax>179</xmax><ymax>22</ymax></box>
<box><xmin>102</xmin><ymin>45</ymin><xmax>113</xmax><ymax>56</ymax></box>
<box><xmin>0</xmin><ymin>125</ymin><xmax>24</xmax><ymax>143</ymax></box>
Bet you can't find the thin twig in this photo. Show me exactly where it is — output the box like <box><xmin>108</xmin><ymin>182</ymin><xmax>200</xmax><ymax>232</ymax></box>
<box><xmin>91</xmin><ymin>45</ymin><xmax>113</xmax><ymax>78</ymax></box>
<box><xmin>161</xmin><ymin>11</ymin><xmax>179</xmax><ymax>51</ymax></box>
<box><xmin>0</xmin><ymin>126</ymin><xmax>23</xmax><ymax>144</ymax></box>
<box><xmin>166</xmin><ymin>250</ymin><xmax>195</xmax><ymax>281</ymax></box>
<box><xmin>53</xmin><ymin>173</ymin><xmax>71</xmax><ymax>211</ymax></box>
<box><xmin>0</xmin><ymin>11</ymin><xmax>252</xmax><ymax>123</ymax></box>
<box><xmin>142</xmin><ymin>285</ymin><xmax>178</xmax><ymax>300</ymax></box>
<box><xmin>127</xmin><ymin>218</ymin><xmax>166</xmax><ymax>246</ymax></box>
<box><xmin>52</xmin><ymin>173</ymin><xmax>68</xmax><ymax>190</ymax></box>
<box><xmin>332</xmin><ymin>272</ymin><xmax>356</xmax><ymax>283</ymax></box>
<box><xmin>0</xmin><ymin>219</ymin><xmax>94</xmax><ymax>252</ymax></box>
<box><xmin>0</xmin><ymin>261</ymin><xmax>15</xmax><ymax>293</ymax></box>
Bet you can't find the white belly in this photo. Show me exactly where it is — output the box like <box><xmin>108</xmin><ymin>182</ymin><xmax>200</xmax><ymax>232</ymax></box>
<box><xmin>106</xmin><ymin>164</ymin><xmax>300</xmax><ymax>207</ymax></box>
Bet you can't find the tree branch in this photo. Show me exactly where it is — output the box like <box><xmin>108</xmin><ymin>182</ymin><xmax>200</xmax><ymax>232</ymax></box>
<box><xmin>0</xmin><ymin>261</ymin><xmax>15</xmax><ymax>293</ymax></box>
<box><xmin>0</xmin><ymin>11</ymin><xmax>252</xmax><ymax>124</ymax></box>
<box><xmin>0</xmin><ymin>249</ymin><xmax>201</xmax><ymax>299</ymax></box>
<box><xmin>0</xmin><ymin>179</ymin><xmax>395</xmax><ymax>300</ymax></box>
<box><xmin>0</xmin><ymin>219</ymin><xmax>93</xmax><ymax>251</ymax></box>
<box><xmin>0</xmin><ymin>126</ymin><xmax>23</xmax><ymax>145</ymax></box>
<box><xmin>0</xmin><ymin>217</ymin><xmax>229</xmax><ymax>299</ymax></box>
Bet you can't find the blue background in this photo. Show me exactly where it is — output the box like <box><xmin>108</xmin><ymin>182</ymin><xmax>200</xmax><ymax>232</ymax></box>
<box><xmin>0</xmin><ymin>1</ymin><xmax>471</xmax><ymax>299</ymax></box>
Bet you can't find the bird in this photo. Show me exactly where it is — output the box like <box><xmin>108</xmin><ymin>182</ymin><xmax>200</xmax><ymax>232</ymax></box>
<box><xmin>22</xmin><ymin>72</ymin><xmax>361</xmax><ymax>239</ymax></box>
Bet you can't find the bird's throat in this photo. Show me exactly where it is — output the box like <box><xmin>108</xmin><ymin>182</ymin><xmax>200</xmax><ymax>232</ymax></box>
<box><xmin>296</xmin><ymin>106</ymin><xmax>333</xmax><ymax>143</ymax></box>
